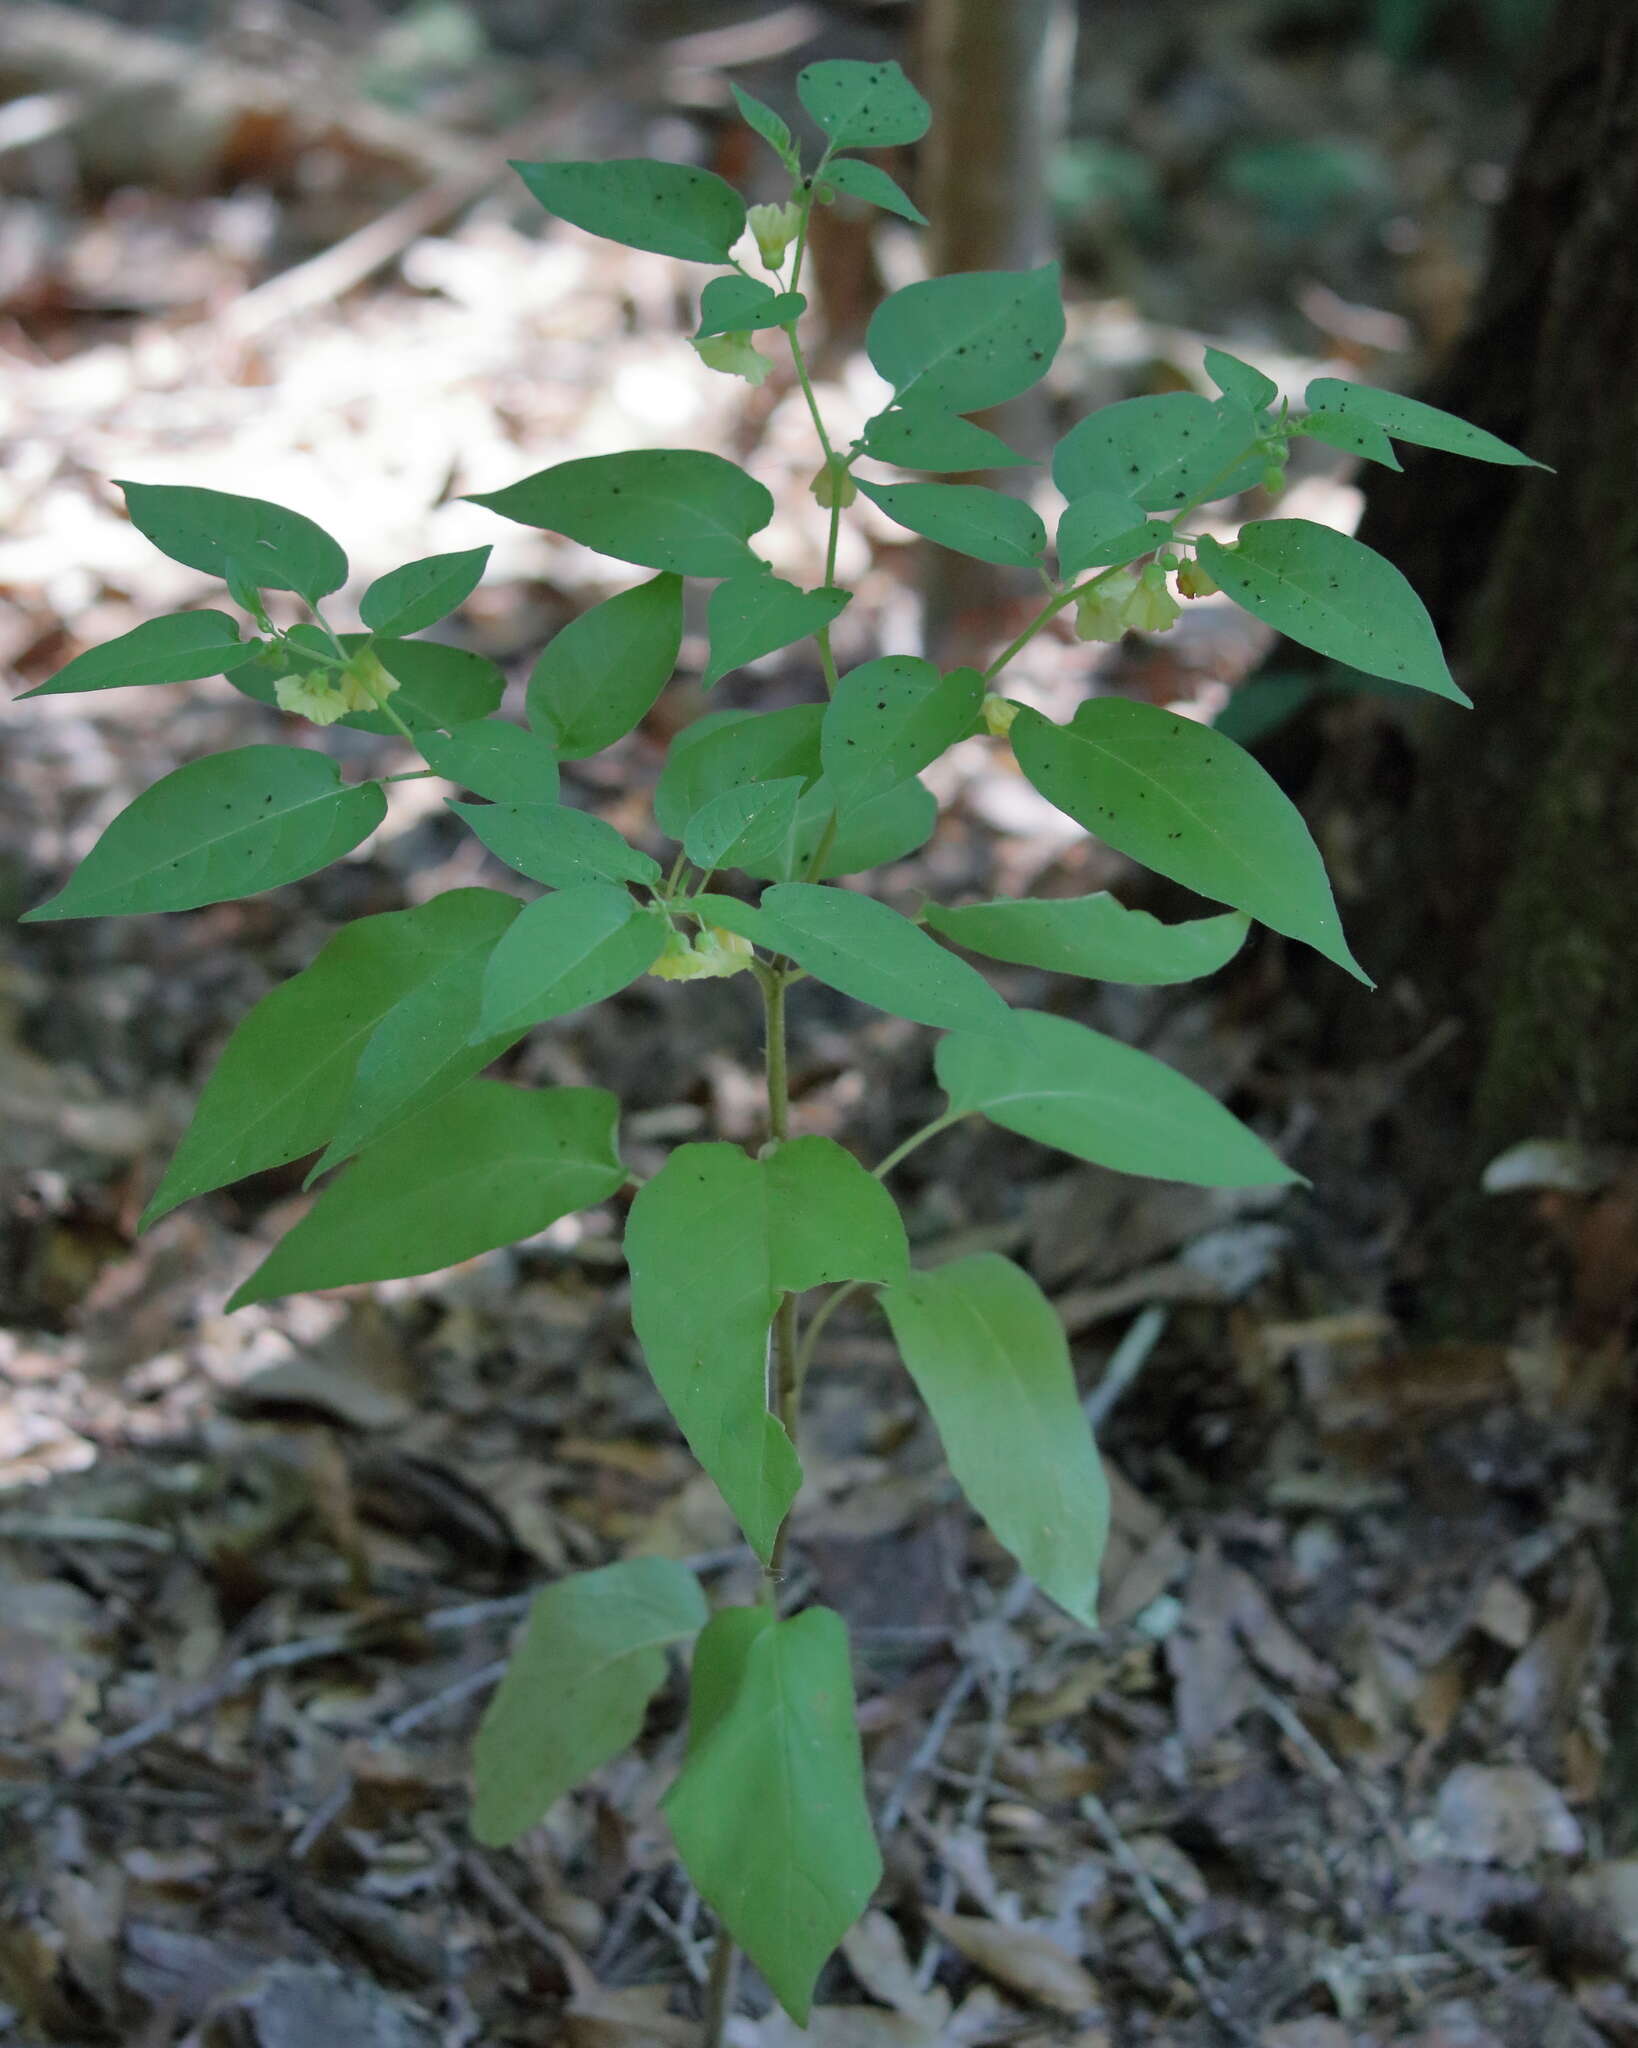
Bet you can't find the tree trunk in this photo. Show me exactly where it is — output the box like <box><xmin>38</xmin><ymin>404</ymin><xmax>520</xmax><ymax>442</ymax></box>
<box><xmin>1334</xmin><ymin>0</ymin><xmax>1638</xmax><ymax>1332</ymax></box>
<box><xmin>913</xmin><ymin>0</ymin><xmax>1074</xmax><ymax>661</ymax></box>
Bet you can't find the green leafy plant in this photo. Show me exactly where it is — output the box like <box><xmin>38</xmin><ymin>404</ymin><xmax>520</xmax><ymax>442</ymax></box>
<box><xmin>16</xmin><ymin>59</ymin><xmax>1543</xmax><ymax>2034</ymax></box>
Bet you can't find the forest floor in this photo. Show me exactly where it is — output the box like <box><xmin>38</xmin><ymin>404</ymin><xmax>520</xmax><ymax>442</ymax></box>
<box><xmin>3</xmin><ymin>5</ymin><xmax>1635</xmax><ymax>2046</ymax></box>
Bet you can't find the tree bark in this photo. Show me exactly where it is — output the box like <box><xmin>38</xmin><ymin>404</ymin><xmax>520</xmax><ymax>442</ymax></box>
<box><xmin>1332</xmin><ymin>0</ymin><xmax>1638</xmax><ymax>1331</ymax></box>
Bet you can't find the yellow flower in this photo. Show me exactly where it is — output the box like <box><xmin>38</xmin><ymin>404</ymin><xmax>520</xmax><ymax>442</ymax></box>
<box><xmin>338</xmin><ymin>647</ymin><xmax>399</xmax><ymax>712</ymax></box>
<box><xmin>1072</xmin><ymin>569</ymin><xmax>1139</xmax><ymax>642</ymax></box>
<box><xmin>748</xmin><ymin>200</ymin><xmax>802</xmax><ymax>270</ymax></box>
<box><xmin>809</xmin><ymin>456</ymin><xmax>857</xmax><ymax>509</ymax></box>
<box><xmin>691</xmin><ymin>331</ymin><xmax>773</xmax><ymax>387</ymax></box>
<box><xmin>1122</xmin><ymin>564</ymin><xmax>1181</xmax><ymax>634</ymax></box>
<box><xmin>981</xmin><ymin>693</ymin><xmax>1020</xmax><ymax>737</ymax></box>
<box><xmin>274</xmin><ymin>670</ymin><xmax>348</xmax><ymax>725</ymax></box>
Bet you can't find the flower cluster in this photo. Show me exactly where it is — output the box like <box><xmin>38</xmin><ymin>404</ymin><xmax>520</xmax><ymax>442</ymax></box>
<box><xmin>274</xmin><ymin>648</ymin><xmax>400</xmax><ymax>726</ymax></box>
<box><xmin>649</xmin><ymin>923</ymin><xmax>757</xmax><ymax>982</ymax></box>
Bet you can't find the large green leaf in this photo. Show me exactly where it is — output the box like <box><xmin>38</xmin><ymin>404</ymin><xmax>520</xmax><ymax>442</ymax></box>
<box><xmin>453</xmin><ymin>800</ymin><xmax>661</xmax><ymax>888</ymax></box>
<box><xmin>856</xmin><ymin>478</ymin><xmax>1046</xmax><ymax>567</ymax></box>
<box><xmin>682</xmin><ymin>777</ymin><xmax>806</xmax><ymax>874</ymax></box>
<box><xmin>143</xmin><ymin>889</ymin><xmax>518</xmax><ymax>1228</ymax></box>
<box><xmin>925</xmin><ymin>891</ymin><xmax>1249</xmax><ymax>985</ymax></box>
<box><xmin>704</xmin><ymin>575</ymin><xmax>849</xmax><ymax>687</ymax></box>
<box><xmin>359</xmin><ymin>546</ymin><xmax>491</xmax><ymax>637</ymax></box>
<box><xmin>1196</xmin><ymin>522</ymin><xmax>1464</xmax><ymax>702</ymax></box>
<box><xmin>421</xmin><ymin>721</ymin><xmax>560</xmax><ymax>804</ymax></box>
<box><xmin>472</xmin><ymin>1557</ymin><xmax>708</xmax><ymax>1846</ymax></box>
<box><xmin>626</xmin><ymin>1138</ymin><xmax>907</xmax><ymax>1560</ymax></box>
<box><xmin>866</xmin><ymin>265</ymin><xmax>1064</xmax><ymax>415</ymax></box>
<box><xmin>228</xmin><ymin>1081</ymin><xmax>625</xmax><ymax>1305</ymax></box>
<box><xmin>820</xmin><ymin>157</ymin><xmax>927</xmax><ymax>224</ymax></box>
<box><xmin>19</xmin><ymin>612</ymin><xmax>261</xmax><ymax>697</ymax></box>
<box><xmin>511</xmin><ymin>158</ymin><xmax>746</xmax><ymax>264</ymax></box>
<box><xmin>796</xmin><ymin>57</ymin><xmax>930</xmax><ymax>147</ymax></box>
<box><xmin>652</xmin><ymin>705</ymin><xmax>823</xmax><ymax>840</ymax></box>
<box><xmin>936</xmin><ymin>1008</ymin><xmax>1299</xmax><ymax>1186</ymax></box>
<box><xmin>307</xmin><ymin>894</ymin><xmax>524</xmax><ymax>1180</ymax></box>
<box><xmin>695</xmin><ymin>277</ymin><xmax>806</xmax><ymax>337</ymax></box>
<box><xmin>476</xmin><ymin>884</ymin><xmax>666</xmax><ymax>1037</ymax></box>
<box><xmin>860</xmin><ymin>408</ymin><xmax>1030</xmax><ymax>474</ymax></box>
<box><xmin>752</xmin><ymin>774</ymin><xmax>938</xmax><ymax>883</ymax></box>
<box><xmin>693</xmin><ymin>883</ymin><xmax>1010</xmax><ymax>1033</ymax></box>
<box><xmin>1305</xmin><ymin>377</ymin><xmax>1545</xmax><ymax>468</ymax></box>
<box><xmin>667</xmin><ymin>1605</ymin><xmax>880</xmax><ymax>2023</ymax></box>
<box><xmin>1052</xmin><ymin>393</ymin><xmax>1258</xmax><ymax>513</ymax></box>
<box><xmin>1056</xmin><ymin>493</ymin><xmax>1171</xmax><ymax>577</ymax></box>
<box><xmin>821</xmin><ymin>656</ymin><xmax>982</xmax><ymax>811</ymax></box>
<box><xmin>881</xmin><ymin>1254</ymin><xmax>1109</xmax><ymax>1626</ymax></box>
<box><xmin>526</xmin><ymin>575</ymin><xmax>683</xmax><ymax>758</ymax></box>
<box><xmin>117</xmin><ymin>481</ymin><xmax>347</xmax><ymax>601</ymax></box>
<box><xmin>1011</xmin><ymin>699</ymin><xmax>1367</xmax><ymax>981</ymax></box>
<box><xmin>24</xmin><ymin>746</ymin><xmax>384</xmax><ymax>923</ymax></box>
<box><xmin>468</xmin><ymin>452</ymin><xmax>772</xmax><ymax>578</ymax></box>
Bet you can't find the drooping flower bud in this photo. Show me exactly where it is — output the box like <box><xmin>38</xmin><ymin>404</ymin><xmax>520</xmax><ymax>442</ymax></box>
<box><xmin>748</xmin><ymin>200</ymin><xmax>803</xmax><ymax>270</ymax></box>
<box><xmin>274</xmin><ymin>670</ymin><xmax>348</xmax><ymax>725</ymax></box>
<box><xmin>809</xmin><ymin>456</ymin><xmax>857</xmax><ymax>509</ymax></box>
<box><xmin>691</xmin><ymin>330</ymin><xmax>773</xmax><ymax>387</ymax></box>
<box><xmin>1072</xmin><ymin>569</ymin><xmax>1139</xmax><ymax>642</ymax></box>
<box><xmin>1261</xmin><ymin>465</ymin><xmax>1285</xmax><ymax>496</ymax></box>
<box><xmin>981</xmin><ymin>693</ymin><xmax>1020</xmax><ymax>737</ymax></box>
<box><xmin>1122</xmin><ymin>563</ymin><xmax>1182</xmax><ymax>634</ymax></box>
<box><xmin>1177</xmin><ymin>559</ymin><xmax>1218</xmax><ymax>599</ymax></box>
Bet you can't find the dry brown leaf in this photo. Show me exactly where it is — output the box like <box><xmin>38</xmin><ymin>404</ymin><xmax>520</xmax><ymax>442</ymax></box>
<box><xmin>1426</xmin><ymin>1763</ymin><xmax>1583</xmax><ymax>1866</ymax></box>
<box><xmin>924</xmin><ymin>1910</ymin><xmax>1100</xmax><ymax>2016</ymax></box>
<box><xmin>841</xmin><ymin>1911</ymin><xmax>952</xmax><ymax>2031</ymax></box>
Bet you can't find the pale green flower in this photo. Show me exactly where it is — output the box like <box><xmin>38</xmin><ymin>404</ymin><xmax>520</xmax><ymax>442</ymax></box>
<box><xmin>981</xmin><ymin>693</ymin><xmax>1020</xmax><ymax>737</ymax></box>
<box><xmin>1122</xmin><ymin>564</ymin><xmax>1181</xmax><ymax>634</ymax></box>
<box><xmin>1177</xmin><ymin>559</ymin><xmax>1218</xmax><ymax>599</ymax></box>
<box><xmin>274</xmin><ymin>670</ymin><xmax>348</xmax><ymax>725</ymax></box>
<box><xmin>748</xmin><ymin>200</ymin><xmax>803</xmax><ymax>270</ymax></box>
<box><xmin>338</xmin><ymin>647</ymin><xmax>399</xmax><ymax>712</ymax></box>
<box><xmin>808</xmin><ymin>456</ymin><xmax>857</xmax><ymax>509</ymax></box>
<box><xmin>649</xmin><ymin>924</ymin><xmax>756</xmax><ymax>982</ymax></box>
<box><xmin>1072</xmin><ymin>569</ymin><xmax>1139</xmax><ymax>642</ymax></box>
<box><xmin>691</xmin><ymin>330</ymin><xmax>773</xmax><ymax>386</ymax></box>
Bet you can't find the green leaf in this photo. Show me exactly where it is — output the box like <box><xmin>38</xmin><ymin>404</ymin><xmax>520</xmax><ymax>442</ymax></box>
<box><xmin>1052</xmin><ymin>393</ymin><xmax>1258</xmax><ymax>513</ymax></box>
<box><xmin>228</xmin><ymin>1081</ymin><xmax>625</xmax><ymax>1305</ymax></box>
<box><xmin>511</xmin><ymin>158</ymin><xmax>746</xmax><ymax>264</ymax></box>
<box><xmin>730</xmin><ymin>82</ymin><xmax>798</xmax><ymax>169</ymax></box>
<box><xmin>925</xmin><ymin>892</ymin><xmax>1249</xmax><ymax>984</ymax></box>
<box><xmin>652</xmin><ymin>705</ymin><xmax>823</xmax><ymax>840</ymax></box>
<box><xmin>473</xmin><ymin>1558</ymin><xmax>707</xmax><ymax>1847</ymax></box>
<box><xmin>695</xmin><ymin>276</ymin><xmax>806</xmax><ymax>337</ymax></box>
<box><xmin>752</xmin><ymin>774</ymin><xmax>937</xmax><ymax>883</ymax></box>
<box><xmin>526</xmin><ymin>575</ymin><xmax>683</xmax><ymax>758</ymax></box>
<box><xmin>856</xmin><ymin>478</ymin><xmax>1046</xmax><ymax>567</ymax></box>
<box><xmin>667</xmin><ymin>1605</ymin><xmax>879</xmax><ymax>2023</ymax></box>
<box><xmin>468</xmin><ymin>452</ymin><xmax>772</xmax><ymax>578</ymax></box>
<box><xmin>860</xmin><ymin>408</ymin><xmax>1030</xmax><ymax>474</ymax></box>
<box><xmin>19</xmin><ymin>612</ymin><xmax>261</xmax><ymax>698</ymax></box>
<box><xmin>453</xmin><ymin>800</ymin><xmax>661</xmax><ymax>888</ymax></box>
<box><xmin>1012</xmin><ymin>699</ymin><xmax>1367</xmax><ymax>980</ymax></box>
<box><xmin>359</xmin><ymin>546</ymin><xmax>491</xmax><ymax>636</ymax></box>
<box><xmin>937</xmin><ymin>1008</ymin><xmax>1300</xmax><ymax>1186</ymax></box>
<box><xmin>117</xmin><ymin>481</ymin><xmax>348</xmax><ymax>601</ymax></box>
<box><xmin>704</xmin><ymin>574</ymin><xmax>849</xmax><ymax>687</ymax></box>
<box><xmin>820</xmin><ymin>158</ymin><xmax>927</xmax><ymax>224</ymax></box>
<box><xmin>24</xmin><ymin>745</ymin><xmax>384</xmax><ymax>924</ymax></box>
<box><xmin>694</xmin><ymin>883</ymin><xmax>1011</xmax><ymax>1033</ymax></box>
<box><xmin>421</xmin><ymin>721</ymin><xmax>560</xmax><ymax>804</ymax></box>
<box><xmin>628</xmin><ymin>1138</ymin><xmax>907</xmax><ymax>1559</ymax></box>
<box><xmin>307</xmin><ymin>891</ymin><xmax>524</xmax><ymax>1180</ymax></box>
<box><xmin>796</xmin><ymin>57</ymin><xmax>930</xmax><ymax>147</ymax></box>
<box><xmin>1305</xmin><ymin>377</ymin><xmax>1547</xmax><ymax>468</ymax></box>
<box><xmin>1056</xmin><ymin>493</ymin><xmax>1172</xmax><ymax>577</ymax></box>
<box><xmin>1196</xmin><ymin>522</ymin><xmax>1463</xmax><ymax>702</ymax></box>
<box><xmin>1292</xmin><ymin>409</ymin><xmax>1402</xmax><ymax>469</ymax></box>
<box><xmin>143</xmin><ymin>890</ymin><xmax>522</xmax><ymax>1227</ymax></box>
<box><xmin>682</xmin><ymin>777</ymin><xmax>806</xmax><ymax>873</ymax></box>
<box><xmin>821</xmin><ymin>656</ymin><xmax>983</xmax><ymax>810</ymax></box>
<box><xmin>1203</xmin><ymin>345</ymin><xmax>1279</xmax><ymax>412</ymax></box>
<box><xmin>866</xmin><ymin>265</ymin><xmax>1064</xmax><ymax>415</ymax></box>
<box><xmin>476</xmin><ymin>884</ymin><xmax>666</xmax><ymax>1037</ymax></box>
<box><xmin>240</xmin><ymin>634</ymin><xmax>506</xmax><ymax>734</ymax></box>
<box><xmin>881</xmin><ymin>1254</ymin><xmax>1109</xmax><ymax>1626</ymax></box>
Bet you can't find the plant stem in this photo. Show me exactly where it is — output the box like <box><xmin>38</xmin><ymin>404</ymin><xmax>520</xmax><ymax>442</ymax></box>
<box><xmin>873</xmin><ymin>1109</ymin><xmax>964</xmax><ymax>1180</ymax></box>
<box><xmin>702</xmin><ymin>1924</ymin><xmax>740</xmax><ymax>2048</ymax></box>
